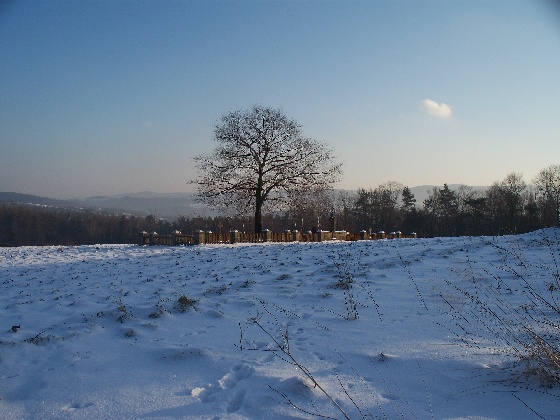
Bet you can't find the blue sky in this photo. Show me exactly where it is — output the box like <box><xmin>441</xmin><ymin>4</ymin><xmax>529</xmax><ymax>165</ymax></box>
<box><xmin>1</xmin><ymin>0</ymin><xmax>559</xmax><ymax>199</ymax></box>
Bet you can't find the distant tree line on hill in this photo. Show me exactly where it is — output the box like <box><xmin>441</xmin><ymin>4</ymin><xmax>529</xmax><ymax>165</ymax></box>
<box><xmin>273</xmin><ymin>167</ymin><xmax>559</xmax><ymax>238</ymax></box>
<box><xmin>1</xmin><ymin>166</ymin><xmax>559</xmax><ymax>246</ymax></box>
<box><xmin>0</xmin><ymin>205</ymin><xmax>228</xmax><ymax>247</ymax></box>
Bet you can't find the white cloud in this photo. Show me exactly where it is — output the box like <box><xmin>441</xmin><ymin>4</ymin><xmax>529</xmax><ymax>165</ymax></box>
<box><xmin>422</xmin><ymin>99</ymin><xmax>452</xmax><ymax>118</ymax></box>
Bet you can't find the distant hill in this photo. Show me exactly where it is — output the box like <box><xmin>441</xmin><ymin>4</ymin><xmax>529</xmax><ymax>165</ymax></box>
<box><xmin>0</xmin><ymin>191</ymin><xmax>214</xmax><ymax>220</ymax></box>
<box><xmin>80</xmin><ymin>192</ymin><xmax>214</xmax><ymax>218</ymax></box>
<box><xmin>0</xmin><ymin>192</ymin><xmax>67</xmax><ymax>207</ymax></box>
<box><xmin>0</xmin><ymin>185</ymin><xmax>489</xmax><ymax>220</ymax></box>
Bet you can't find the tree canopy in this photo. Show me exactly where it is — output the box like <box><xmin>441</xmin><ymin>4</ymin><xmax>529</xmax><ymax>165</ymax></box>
<box><xmin>533</xmin><ymin>164</ymin><xmax>560</xmax><ymax>226</ymax></box>
<box><xmin>193</xmin><ymin>106</ymin><xmax>342</xmax><ymax>233</ymax></box>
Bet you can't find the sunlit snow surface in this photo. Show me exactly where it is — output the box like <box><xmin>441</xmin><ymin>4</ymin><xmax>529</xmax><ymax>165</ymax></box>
<box><xmin>1</xmin><ymin>230</ymin><xmax>559</xmax><ymax>419</ymax></box>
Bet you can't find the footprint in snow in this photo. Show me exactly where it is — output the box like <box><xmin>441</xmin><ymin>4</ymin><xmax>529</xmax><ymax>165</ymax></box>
<box><xmin>380</xmin><ymin>392</ymin><xmax>400</xmax><ymax>401</ymax></box>
<box><xmin>219</xmin><ymin>363</ymin><xmax>255</xmax><ymax>388</ymax></box>
<box><xmin>191</xmin><ymin>386</ymin><xmax>217</xmax><ymax>404</ymax></box>
<box><xmin>191</xmin><ymin>363</ymin><xmax>254</xmax><ymax>409</ymax></box>
<box><xmin>61</xmin><ymin>402</ymin><xmax>94</xmax><ymax>411</ymax></box>
<box><xmin>226</xmin><ymin>388</ymin><xmax>246</xmax><ymax>413</ymax></box>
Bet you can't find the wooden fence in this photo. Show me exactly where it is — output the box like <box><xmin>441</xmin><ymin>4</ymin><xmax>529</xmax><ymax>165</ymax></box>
<box><xmin>139</xmin><ymin>229</ymin><xmax>417</xmax><ymax>246</ymax></box>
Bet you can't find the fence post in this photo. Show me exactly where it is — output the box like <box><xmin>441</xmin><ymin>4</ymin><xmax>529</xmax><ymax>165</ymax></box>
<box><xmin>139</xmin><ymin>231</ymin><xmax>149</xmax><ymax>245</ymax></box>
<box><xmin>262</xmin><ymin>229</ymin><xmax>272</xmax><ymax>242</ymax></box>
<box><xmin>171</xmin><ymin>230</ymin><xmax>180</xmax><ymax>246</ymax></box>
<box><xmin>291</xmin><ymin>229</ymin><xmax>301</xmax><ymax>242</ymax></box>
<box><xmin>378</xmin><ymin>230</ymin><xmax>386</xmax><ymax>239</ymax></box>
<box><xmin>149</xmin><ymin>232</ymin><xmax>158</xmax><ymax>245</ymax></box>
<box><xmin>193</xmin><ymin>230</ymin><xmax>205</xmax><ymax>245</ymax></box>
<box><xmin>333</xmin><ymin>230</ymin><xmax>346</xmax><ymax>240</ymax></box>
<box><xmin>230</xmin><ymin>230</ymin><xmax>240</xmax><ymax>244</ymax></box>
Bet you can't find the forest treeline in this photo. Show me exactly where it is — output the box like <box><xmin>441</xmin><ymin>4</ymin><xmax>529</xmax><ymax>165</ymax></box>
<box><xmin>279</xmin><ymin>170</ymin><xmax>559</xmax><ymax>238</ymax></box>
<box><xmin>1</xmin><ymin>170</ymin><xmax>559</xmax><ymax>246</ymax></box>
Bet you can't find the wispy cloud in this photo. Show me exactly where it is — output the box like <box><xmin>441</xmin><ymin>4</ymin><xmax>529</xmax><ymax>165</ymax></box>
<box><xmin>422</xmin><ymin>99</ymin><xmax>452</xmax><ymax>118</ymax></box>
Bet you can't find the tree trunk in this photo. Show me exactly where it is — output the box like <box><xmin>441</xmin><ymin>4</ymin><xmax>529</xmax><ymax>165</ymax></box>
<box><xmin>254</xmin><ymin>199</ymin><xmax>263</xmax><ymax>234</ymax></box>
<box><xmin>255</xmin><ymin>171</ymin><xmax>264</xmax><ymax>234</ymax></box>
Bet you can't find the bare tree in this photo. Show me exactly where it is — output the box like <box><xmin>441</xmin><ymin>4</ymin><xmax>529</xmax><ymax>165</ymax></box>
<box><xmin>193</xmin><ymin>106</ymin><xmax>342</xmax><ymax>233</ymax></box>
<box><xmin>375</xmin><ymin>181</ymin><xmax>403</xmax><ymax>231</ymax></box>
<box><xmin>285</xmin><ymin>186</ymin><xmax>334</xmax><ymax>232</ymax></box>
<box><xmin>499</xmin><ymin>172</ymin><xmax>527</xmax><ymax>233</ymax></box>
<box><xmin>353</xmin><ymin>181</ymin><xmax>402</xmax><ymax>232</ymax></box>
<box><xmin>533</xmin><ymin>164</ymin><xmax>560</xmax><ymax>226</ymax></box>
<box><xmin>486</xmin><ymin>172</ymin><xmax>527</xmax><ymax>234</ymax></box>
<box><xmin>333</xmin><ymin>190</ymin><xmax>357</xmax><ymax>232</ymax></box>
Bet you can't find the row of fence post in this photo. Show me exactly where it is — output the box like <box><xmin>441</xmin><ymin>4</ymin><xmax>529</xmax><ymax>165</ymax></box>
<box><xmin>139</xmin><ymin>229</ymin><xmax>416</xmax><ymax>246</ymax></box>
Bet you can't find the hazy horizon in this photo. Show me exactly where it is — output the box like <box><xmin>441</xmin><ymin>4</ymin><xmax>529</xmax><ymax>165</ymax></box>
<box><xmin>1</xmin><ymin>184</ymin><xmax>489</xmax><ymax>204</ymax></box>
<box><xmin>2</xmin><ymin>1</ymin><xmax>559</xmax><ymax>199</ymax></box>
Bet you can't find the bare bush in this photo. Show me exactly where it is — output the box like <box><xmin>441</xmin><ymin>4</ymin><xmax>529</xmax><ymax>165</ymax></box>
<box><xmin>439</xmin><ymin>230</ymin><xmax>560</xmax><ymax>387</ymax></box>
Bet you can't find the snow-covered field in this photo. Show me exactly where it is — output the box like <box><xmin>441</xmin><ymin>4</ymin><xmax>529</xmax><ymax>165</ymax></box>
<box><xmin>1</xmin><ymin>230</ymin><xmax>559</xmax><ymax>419</ymax></box>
